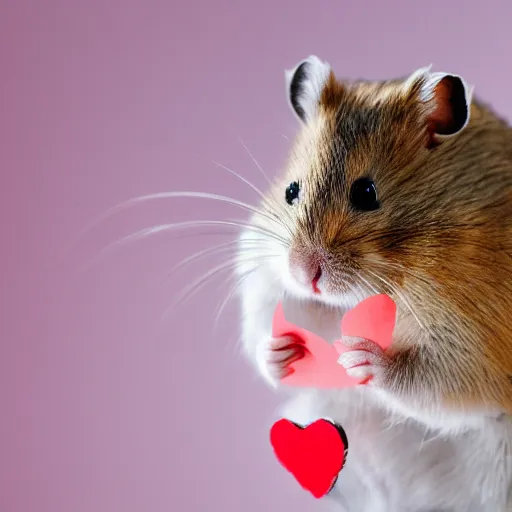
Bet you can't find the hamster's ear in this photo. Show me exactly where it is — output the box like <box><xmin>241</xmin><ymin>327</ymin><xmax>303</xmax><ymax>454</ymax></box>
<box><xmin>406</xmin><ymin>66</ymin><xmax>474</xmax><ymax>145</ymax></box>
<box><xmin>285</xmin><ymin>56</ymin><xmax>331</xmax><ymax>123</ymax></box>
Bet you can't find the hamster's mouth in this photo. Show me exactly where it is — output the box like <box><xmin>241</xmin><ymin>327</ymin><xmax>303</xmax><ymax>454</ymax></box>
<box><xmin>284</xmin><ymin>263</ymin><xmax>369</xmax><ymax>310</ymax></box>
<box><xmin>311</xmin><ymin>267</ymin><xmax>322</xmax><ymax>294</ymax></box>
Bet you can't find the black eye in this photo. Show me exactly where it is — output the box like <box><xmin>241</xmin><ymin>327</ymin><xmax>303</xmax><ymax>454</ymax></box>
<box><xmin>285</xmin><ymin>181</ymin><xmax>300</xmax><ymax>205</ymax></box>
<box><xmin>350</xmin><ymin>178</ymin><xmax>379</xmax><ymax>211</ymax></box>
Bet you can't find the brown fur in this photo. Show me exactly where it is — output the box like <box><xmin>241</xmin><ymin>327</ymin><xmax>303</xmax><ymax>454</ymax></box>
<box><xmin>276</xmin><ymin>70</ymin><xmax>512</xmax><ymax>414</ymax></box>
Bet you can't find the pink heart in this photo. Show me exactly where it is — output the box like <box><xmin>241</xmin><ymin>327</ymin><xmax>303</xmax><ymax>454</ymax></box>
<box><xmin>272</xmin><ymin>303</ymin><xmax>358</xmax><ymax>388</ymax></box>
<box><xmin>335</xmin><ymin>293</ymin><xmax>396</xmax><ymax>355</ymax></box>
<box><xmin>272</xmin><ymin>295</ymin><xmax>396</xmax><ymax>389</ymax></box>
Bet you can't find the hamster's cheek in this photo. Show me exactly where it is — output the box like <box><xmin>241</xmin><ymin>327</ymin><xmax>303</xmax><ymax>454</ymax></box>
<box><xmin>282</xmin><ymin>271</ymin><xmax>313</xmax><ymax>300</ymax></box>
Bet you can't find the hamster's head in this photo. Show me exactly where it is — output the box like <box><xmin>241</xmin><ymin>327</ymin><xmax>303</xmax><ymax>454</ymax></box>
<box><xmin>246</xmin><ymin>56</ymin><xmax>477</xmax><ymax>311</ymax></box>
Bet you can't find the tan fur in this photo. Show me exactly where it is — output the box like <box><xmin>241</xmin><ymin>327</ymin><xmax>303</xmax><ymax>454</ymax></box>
<box><xmin>277</xmin><ymin>69</ymin><xmax>512</xmax><ymax>415</ymax></box>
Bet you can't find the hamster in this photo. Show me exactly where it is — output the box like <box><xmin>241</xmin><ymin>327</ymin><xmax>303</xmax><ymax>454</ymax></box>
<box><xmin>235</xmin><ymin>56</ymin><xmax>512</xmax><ymax>511</ymax></box>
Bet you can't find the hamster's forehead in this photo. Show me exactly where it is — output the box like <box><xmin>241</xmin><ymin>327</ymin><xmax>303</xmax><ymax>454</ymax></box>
<box><xmin>284</xmin><ymin>77</ymin><xmax>424</xmax><ymax>195</ymax></box>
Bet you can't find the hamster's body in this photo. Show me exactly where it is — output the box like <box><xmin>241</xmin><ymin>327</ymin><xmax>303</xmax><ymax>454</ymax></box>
<box><xmin>247</xmin><ymin>293</ymin><xmax>512</xmax><ymax>511</ymax></box>
<box><xmin>235</xmin><ymin>57</ymin><xmax>512</xmax><ymax>511</ymax></box>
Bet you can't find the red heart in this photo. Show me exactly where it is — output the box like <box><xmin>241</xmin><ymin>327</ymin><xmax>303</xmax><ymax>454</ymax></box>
<box><xmin>270</xmin><ymin>418</ymin><xmax>348</xmax><ymax>499</ymax></box>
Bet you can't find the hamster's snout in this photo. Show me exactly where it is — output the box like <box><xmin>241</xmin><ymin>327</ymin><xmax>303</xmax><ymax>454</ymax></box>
<box><xmin>289</xmin><ymin>247</ymin><xmax>323</xmax><ymax>294</ymax></box>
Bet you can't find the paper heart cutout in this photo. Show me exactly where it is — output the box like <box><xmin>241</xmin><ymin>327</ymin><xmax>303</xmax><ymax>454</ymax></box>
<box><xmin>272</xmin><ymin>294</ymin><xmax>396</xmax><ymax>388</ymax></box>
<box><xmin>272</xmin><ymin>303</ymin><xmax>359</xmax><ymax>388</ymax></box>
<box><xmin>338</xmin><ymin>293</ymin><xmax>396</xmax><ymax>351</ymax></box>
<box><xmin>270</xmin><ymin>418</ymin><xmax>348</xmax><ymax>499</ymax></box>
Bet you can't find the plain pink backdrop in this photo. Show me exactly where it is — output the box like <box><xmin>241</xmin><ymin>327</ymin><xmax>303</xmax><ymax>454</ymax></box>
<box><xmin>2</xmin><ymin>1</ymin><xmax>512</xmax><ymax>511</ymax></box>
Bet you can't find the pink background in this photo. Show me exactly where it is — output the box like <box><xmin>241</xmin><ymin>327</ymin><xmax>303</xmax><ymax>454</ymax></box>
<box><xmin>2</xmin><ymin>1</ymin><xmax>512</xmax><ymax>511</ymax></box>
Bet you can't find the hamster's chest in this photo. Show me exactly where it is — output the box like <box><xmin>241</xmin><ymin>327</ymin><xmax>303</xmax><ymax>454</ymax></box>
<box><xmin>282</xmin><ymin>298</ymin><xmax>346</xmax><ymax>344</ymax></box>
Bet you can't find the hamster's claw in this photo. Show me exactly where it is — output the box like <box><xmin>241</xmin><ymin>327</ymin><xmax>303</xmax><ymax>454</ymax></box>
<box><xmin>337</xmin><ymin>336</ymin><xmax>387</xmax><ymax>385</ymax></box>
<box><xmin>259</xmin><ymin>336</ymin><xmax>306</xmax><ymax>388</ymax></box>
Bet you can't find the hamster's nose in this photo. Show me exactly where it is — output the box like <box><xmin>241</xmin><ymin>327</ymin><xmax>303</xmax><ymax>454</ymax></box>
<box><xmin>289</xmin><ymin>248</ymin><xmax>323</xmax><ymax>294</ymax></box>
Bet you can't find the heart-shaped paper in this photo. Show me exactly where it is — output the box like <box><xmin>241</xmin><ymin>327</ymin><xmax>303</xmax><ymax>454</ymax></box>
<box><xmin>272</xmin><ymin>294</ymin><xmax>396</xmax><ymax>388</ymax></box>
<box><xmin>338</xmin><ymin>293</ymin><xmax>396</xmax><ymax>350</ymax></box>
<box><xmin>270</xmin><ymin>418</ymin><xmax>348</xmax><ymax>499</ymax></box>
<box><xmin>272</xmin><ymin>304</ymin><xmax>359</xmax><ymax>388</ymax></box>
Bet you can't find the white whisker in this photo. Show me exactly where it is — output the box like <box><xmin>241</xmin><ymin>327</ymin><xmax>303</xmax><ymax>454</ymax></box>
<box><xmin>74</xmin><ymin>219</ymin><xmax>286</xmax><ymax>279</ymax></box>
<box><xmin>212</xmin><ymin>266</ymin><xmax>258</xmax><ymax>332</ymax></box>
<box><xmin>161</xmin><ymin>253</ymin><xmax>279</xmax><ymax>320</ymax></box>
<box><xmin>99</xmin><ymin>219</ymin><xmax>285</xmax><ymax>256</ymax></box>
<box><xmin>212</xmin><ymin>160</ymin><xmax>266</xmax><ymax>200</ymax></box>
<box><xmin>74</xmin><ymin>189</ymin><xmax>283</xmax><ymax>245</ymax></box>
<box><xmin>238</xmin><ymin>138</ymin><xmax>272</xmax><ymax>186</ymax></box>
<box><xmin>164</xmin><ymin>238</ymin><xmax>277</xmax><ymax>281</ymax></box>
<box><xmin>365</xmin><ymin>269</ymin><xmax>425</xmax><ymax>329</ymax></box>
<box><xmin>355</xmin><ymin>272</ymin><xmax>380</xmax><ymax>296</ymax></box>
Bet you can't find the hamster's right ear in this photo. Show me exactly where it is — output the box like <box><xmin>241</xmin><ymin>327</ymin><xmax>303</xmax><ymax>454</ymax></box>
<box><xmin>405</xmin><ymin>66</ymin><xmax>474</xmax><ymax>147</ymax></box>
<box><xmin>285</xmin><ymin>56</ymin><xmax>331</xmax><ymax>123</ymax></box>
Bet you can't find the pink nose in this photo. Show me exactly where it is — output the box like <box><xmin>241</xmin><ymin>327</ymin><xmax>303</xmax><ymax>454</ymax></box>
<box><xmin>289</xmin><ymin>249</ymin><xmax>323</xmax><ymax>293</ymax></box>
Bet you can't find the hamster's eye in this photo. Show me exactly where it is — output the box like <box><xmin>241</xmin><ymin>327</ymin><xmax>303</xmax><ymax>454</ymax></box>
<box><xmin>350</xmin><ymin>178</ymin><xmax>379</xmax><ymax>211</ymax></box>
<box><xmin>285</xmin><ymin>181</ymin><xmax>300</xmax><ymax>205</ymax></box>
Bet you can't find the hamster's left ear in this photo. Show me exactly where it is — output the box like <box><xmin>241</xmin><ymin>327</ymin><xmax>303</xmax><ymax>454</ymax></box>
<box><xmin>405</xmin><ymin>66</ymin><xmax>474</xmax><ymax>146</ymax></box>
<box><xmin>285</xmin><ymin>55</ymin><xmax>331</xmax><ymax>123</ymax></box>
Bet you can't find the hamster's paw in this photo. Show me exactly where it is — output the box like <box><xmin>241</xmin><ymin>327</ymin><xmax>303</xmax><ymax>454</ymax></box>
<box><xmin>337</xmin><ymin>336</ymin><xmax>388</xmax><ymax>385</ymax></box>
<box><xmin>256</xmin><ymin>336</ymin><xmax>306</xmax><ymax>388</ymax></box>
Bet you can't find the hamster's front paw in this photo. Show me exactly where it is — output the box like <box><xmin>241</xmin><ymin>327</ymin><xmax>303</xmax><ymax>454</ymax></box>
<box><xmin>257</xmin><ymin>336</ymin><xmax>306</xmax><ymax>388</ymax></box>
<box><xmin>337</xmin><ymin>336</ymin><xmax>388</xmax><ymax>386</ymax></box>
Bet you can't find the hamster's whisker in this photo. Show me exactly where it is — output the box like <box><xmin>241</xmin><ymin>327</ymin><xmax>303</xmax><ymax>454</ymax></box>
<box><xmin>74</xmin><ymin>190</ymin><xmax>284</xmax><ymax>243</ymax></box>
<box><xmin>238</xmin><ymin>137</ymin><xmax>273</xmax><ymax>187</ymax></box>
<box><xmin>212</xmin><ymin>160</ymin><xmax>267</xmax><ymax>200</ymax></box>
<box><xmin>213</xmin><ymin>266</ymin><xmax>259</xmax><ymax>331</ymax></box>
<box><xmin>354</xmin><ymin>272</ymin><xmax>380</xmax><ymax>297</ymax></box>
<box><xmin>164</xmin><ymin>238</ymin><xmax>277</xmax><ymax>281</ymax></box>
<box><xmin>162</xmin><ymin>253</ymin><xmax>280</xmax><ymax>320</ymax></box>
<box><xmin>213</xmin><ymin>157</ymin><xmax>293</xmax><ymax>239</ymax></box>
<box><xmin>76</xmin><ymin>220</ymin><xmax>286</xmax><ymax>277</ymax></box>
<box><xmin>260</xmin><ymin>200</ymin><xmax>295</xmax><ymax>238</ymax></box>
<box><xmin>127</xmin><ymin>191</ymin><xmax>285</xmax><ymax>228</ymax></box>
<box><xmin>365</xmin><ymin>268</ymin><xmax>425</xmax><ymax>330</ymax></box>
<box><xmin>369</xmin><ymin>259</ymin><xmax>434</xmax><ymax>289</ymax></box>
<box><xmin>172</xmin><ymin>190</ymin><xmax>294</xmax><ymax>239</ymax></box>
<box><xmin>100</xmin><ymin>219</ymin><xmax>287</xmax><ymax>257</ymax></box>
<box><xmin>366</xmin><ymin>259</ymin><xmax>446</xmax><ymax>321</ymax></box>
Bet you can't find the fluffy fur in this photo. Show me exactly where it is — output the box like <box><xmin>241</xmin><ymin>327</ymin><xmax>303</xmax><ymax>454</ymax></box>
<box><xmin>235</xmin><ymin>57</ymin><xmax>512</xmax><ymax>511</ymax></box>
